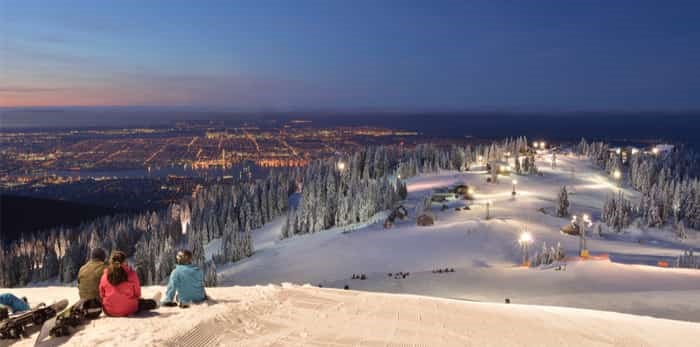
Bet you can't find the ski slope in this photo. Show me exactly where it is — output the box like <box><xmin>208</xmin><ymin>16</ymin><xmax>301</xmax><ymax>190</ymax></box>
<box><xmin>215</xmin><ymin>154</ymin><xmax>700</xmax><ymax>322</ymax></box>
<box><xmin>7</xmin><ymin>284</ymin><xmax>700</xmax><ymax>347</ymax></box>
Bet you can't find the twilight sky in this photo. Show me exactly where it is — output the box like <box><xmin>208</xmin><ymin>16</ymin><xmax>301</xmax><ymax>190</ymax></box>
<box><xmin>1</xmin><ymin>0</ymin><xmax>699</xmax><ymax>111</ymax></box>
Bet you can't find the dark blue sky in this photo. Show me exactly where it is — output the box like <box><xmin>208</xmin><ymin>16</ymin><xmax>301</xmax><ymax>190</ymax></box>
<box><xmin>1</xmin><ymin>0</ymin><xmax>699</xmax><ymax>111</ymax></box>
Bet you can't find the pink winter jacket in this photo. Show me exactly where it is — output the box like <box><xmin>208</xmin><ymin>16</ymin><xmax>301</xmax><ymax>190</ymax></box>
<box><xmin>99</xmin><ymin>265</ymin><xmax>141</xmax><ymax>317</ymax></box>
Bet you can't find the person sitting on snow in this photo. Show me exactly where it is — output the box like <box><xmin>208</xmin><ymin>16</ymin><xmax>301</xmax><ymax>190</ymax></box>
<box><xmin>78</xmin><ymin>248</ymin><xmax>107</xmax><ymax>301</ymax></box>
<box><xmin>0</xmin><ymin>293</ymin><xmax>30</xmax><ymax>319</ymax></box>
<box><xmin>161</xmin><ymin>250</ymin><xmax>207</xmax><ymax>307</ymax></box>
<box><xmin>77</xmin><ymin>248</ymin><xmax>108</xmax><ymax>318</ymax></box>
<box><xmin>99</xmin><ymin>250</ymin><xmax>158</xmax><ymax>317</ymax></box>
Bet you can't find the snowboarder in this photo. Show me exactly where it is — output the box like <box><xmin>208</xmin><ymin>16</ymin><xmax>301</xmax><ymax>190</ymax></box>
<box><xmin>78</xmin><ymin>248</ymin><xmax>107</xmax><ymax>302</ymax></box>
<box><xmin>161</xmin><ymin>250</ymin><xmax>207</xmax><ymax>307</ymax></box>
<box><xmin>99</xmin><ymin>251</ymin><xmax>158</xmax><ymax>317</ymax></box>
<box><xmin>0</xmin><ymin>294</ymin><xmax>30</xmax><ymax>315</ymax></box>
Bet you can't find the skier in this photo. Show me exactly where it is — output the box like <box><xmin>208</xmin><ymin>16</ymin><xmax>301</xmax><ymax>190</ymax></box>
<box><xmin>78</xmin><ymin>248</ymin><xmax>107</xmax><ymax>301</ymax></box>
<box><xmin>0</xmin><ymin>293</ymin><xmax>30</xmax><ymax>319</ymax></box>
<box><xmin>99</xmin><ymin>251</ymin><xmax>158</xmax><ymax>317</ymax></box>
<box><xmin>161</xmin><ymin>250</ymin><xmax>207</xmax><ymax>307</ymax></box>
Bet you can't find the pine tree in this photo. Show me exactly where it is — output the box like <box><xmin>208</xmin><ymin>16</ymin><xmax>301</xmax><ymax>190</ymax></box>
<box><xmin>557</xmin><ymin>186</ymin><xmax>570</xmax><ymax>217</ymax></box>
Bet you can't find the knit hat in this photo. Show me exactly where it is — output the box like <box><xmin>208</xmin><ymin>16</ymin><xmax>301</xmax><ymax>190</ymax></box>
<box><xmin>91</xmin><ymin>248</ymin><xmax>107</xmax><ymax>262</ymax></box>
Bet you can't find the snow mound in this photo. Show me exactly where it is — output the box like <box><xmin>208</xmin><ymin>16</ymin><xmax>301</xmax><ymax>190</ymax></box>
<box><xmin>9</xmin><ymin>285</ymin><xmax>698</xmax><ymax>347</ymax></box>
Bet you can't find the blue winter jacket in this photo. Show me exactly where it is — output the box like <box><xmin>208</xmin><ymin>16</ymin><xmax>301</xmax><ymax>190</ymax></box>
<box><xmin>163</xmin><ymin>264</ymin><xmax>206</xmax><ymax>304</ymax></box>
<box><xmin>0</xmin><ymin>293</ymin><xmax>30</xmax><ymax>313</ymax></box>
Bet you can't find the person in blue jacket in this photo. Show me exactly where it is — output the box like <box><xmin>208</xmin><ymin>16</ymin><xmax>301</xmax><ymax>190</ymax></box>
<box><xmin>161</xmin><ymin>250</ymin><xmax>206</xmax><ymax>307</ymax></box>
<box><xmin>0</xmin><ymin>293</ymin><xmax>30</xmax><ymax>318</ymax></box>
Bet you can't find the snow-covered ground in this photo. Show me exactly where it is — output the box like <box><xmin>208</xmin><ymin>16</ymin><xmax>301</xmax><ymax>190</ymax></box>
<box><xmin>3</xmin><ymin>153</ymin><xmax>700</xmax><ymax>346</ymax></box>
<box><xmin>8</xmin><ymin>284</ymin><xmax>700</xmax><ymax>347</ymax></box>
<box><xmin>215</xmin><ymin>154</ymin><xmax>700</xmax><ymax>322</ymax></box>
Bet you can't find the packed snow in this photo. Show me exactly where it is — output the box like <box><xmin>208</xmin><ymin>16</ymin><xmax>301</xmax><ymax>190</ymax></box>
<box><xmin>216</xmin><ymin>154</ymin><xmax>700</xmax><ymax>322</ymax></box>
<box><xmin>6</xmin><ymin>284</ymin><xmax>700</xmax><ymax>347</ymax></box>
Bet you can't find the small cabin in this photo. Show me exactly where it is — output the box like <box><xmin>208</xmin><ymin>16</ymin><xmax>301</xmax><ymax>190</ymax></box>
<box><xmin>560</xmin><ymin>223</ymin><xmax>580</xmax><ymax>236</ymax></box>
<box><xmin>451</xmin><ymin>184</ymin><xmax>469</xmax><ymax>195</ymax></box>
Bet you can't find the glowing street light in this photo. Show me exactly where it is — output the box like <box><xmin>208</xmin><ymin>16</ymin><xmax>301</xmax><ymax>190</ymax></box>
<box><xmin>572</xmin><ymin>214</ymin><xmax>593</xmax><ymax>257</ymax></box>
<box><xmin>518</xmin><ymin>231</ymin><xmax>533</xmax><ymax>265</ymax></box>
<box><xmin>613</xmin><ymin>169</ymin><xmax>621</xmax><ymax>188</ymax></box>
<box><xmin>540</xmin><ymin>141</ymin><xmax>546</xmax><ymax>149</ymax></box>
<box><xmin>652</xmin><ymin>147</ymin><xmax>660</xmax><ymax>155</ymax></box>
<box><xmin>519</xmin><ymin>231</ymin><xmax>533</xmax><ymax>244</ymax></box>
<box><xmin>337</xmin><ymin>161</ymin><xmax>346</xmax><ymax>172</ymax></box>
<box><xmin>512</xmin><ymin>179</ymin><xmax>518</xmax><ymax>196</ymax></box>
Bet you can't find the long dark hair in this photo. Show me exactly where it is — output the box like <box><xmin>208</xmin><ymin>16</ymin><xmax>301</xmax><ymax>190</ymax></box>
<box><xmin>107</xmin><ymin>250</ymin><xmax>128</xmax><ymax>286</ymax></box>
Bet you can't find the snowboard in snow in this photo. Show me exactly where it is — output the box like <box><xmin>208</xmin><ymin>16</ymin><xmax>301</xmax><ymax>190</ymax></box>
<box><xmin>34</xmin><ymin>298</ymin><xmax>103</xmax><ymax>345</ymax></box>
<box><xmin>0</xmin><ymin>299</ymin><xmax>68</xmax><ymax>340</ymax></box>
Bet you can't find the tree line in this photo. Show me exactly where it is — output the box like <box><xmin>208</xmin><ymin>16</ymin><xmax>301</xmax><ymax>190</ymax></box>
<box><xmin>576</xmin><ymin>140</ymin><xmax>700</xmax><ymax>234</ymax></box>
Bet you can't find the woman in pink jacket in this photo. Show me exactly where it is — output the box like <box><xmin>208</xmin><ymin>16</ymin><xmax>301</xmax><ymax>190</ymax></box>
<box><xmin>99</xmin><ymin>251</ymin><xmax>158</xmax><ymax>317</ymax></box>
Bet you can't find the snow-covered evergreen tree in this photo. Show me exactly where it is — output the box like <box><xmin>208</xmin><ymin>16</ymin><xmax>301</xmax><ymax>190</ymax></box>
<box><xmin>556</xmin><ymin>186</ymin><xmax>570</xmax><ymax>217</ymax></box>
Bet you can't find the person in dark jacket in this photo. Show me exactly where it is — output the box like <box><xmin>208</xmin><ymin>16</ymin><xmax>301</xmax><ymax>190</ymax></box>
<box><xmin>78</xmin><ymin>248</ymin><xmax>107</xmax><ymax>301</ymax></box>
<box><xmin>161</xmin><ymin>250</ymin><xmax>207</xmax><ymax>307</ymax></box>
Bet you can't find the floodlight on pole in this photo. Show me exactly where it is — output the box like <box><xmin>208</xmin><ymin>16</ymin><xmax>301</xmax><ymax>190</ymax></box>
<box><xmin>573</xmin><ymin>213</ymin><xmax>593</xmax><ymax>257</ymax></box>
<box><xmin>518</xmin><ymin>231</ymin><xmax>533</xmax><ymax>265</ymax></box>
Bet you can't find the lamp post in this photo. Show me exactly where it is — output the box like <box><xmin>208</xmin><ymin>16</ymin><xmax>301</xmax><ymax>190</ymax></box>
<box><xmin>572</xmin><ymin>214</ymin><xmax>593</xmax><ymax>257</ymax></box>
<box><xmin>519</xmin><ymin>231</ymin><xmax>533</xmax><ymax>266</ymax></box>
<box><xmin>485</xmin><ymin>200</ymin><xmax>492</xmax><ymax>220</ymax></box>
<box><xmin>512</xmin><ymin>179</ymin><xmax>518</xmax><ymax>197</ymax></box>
